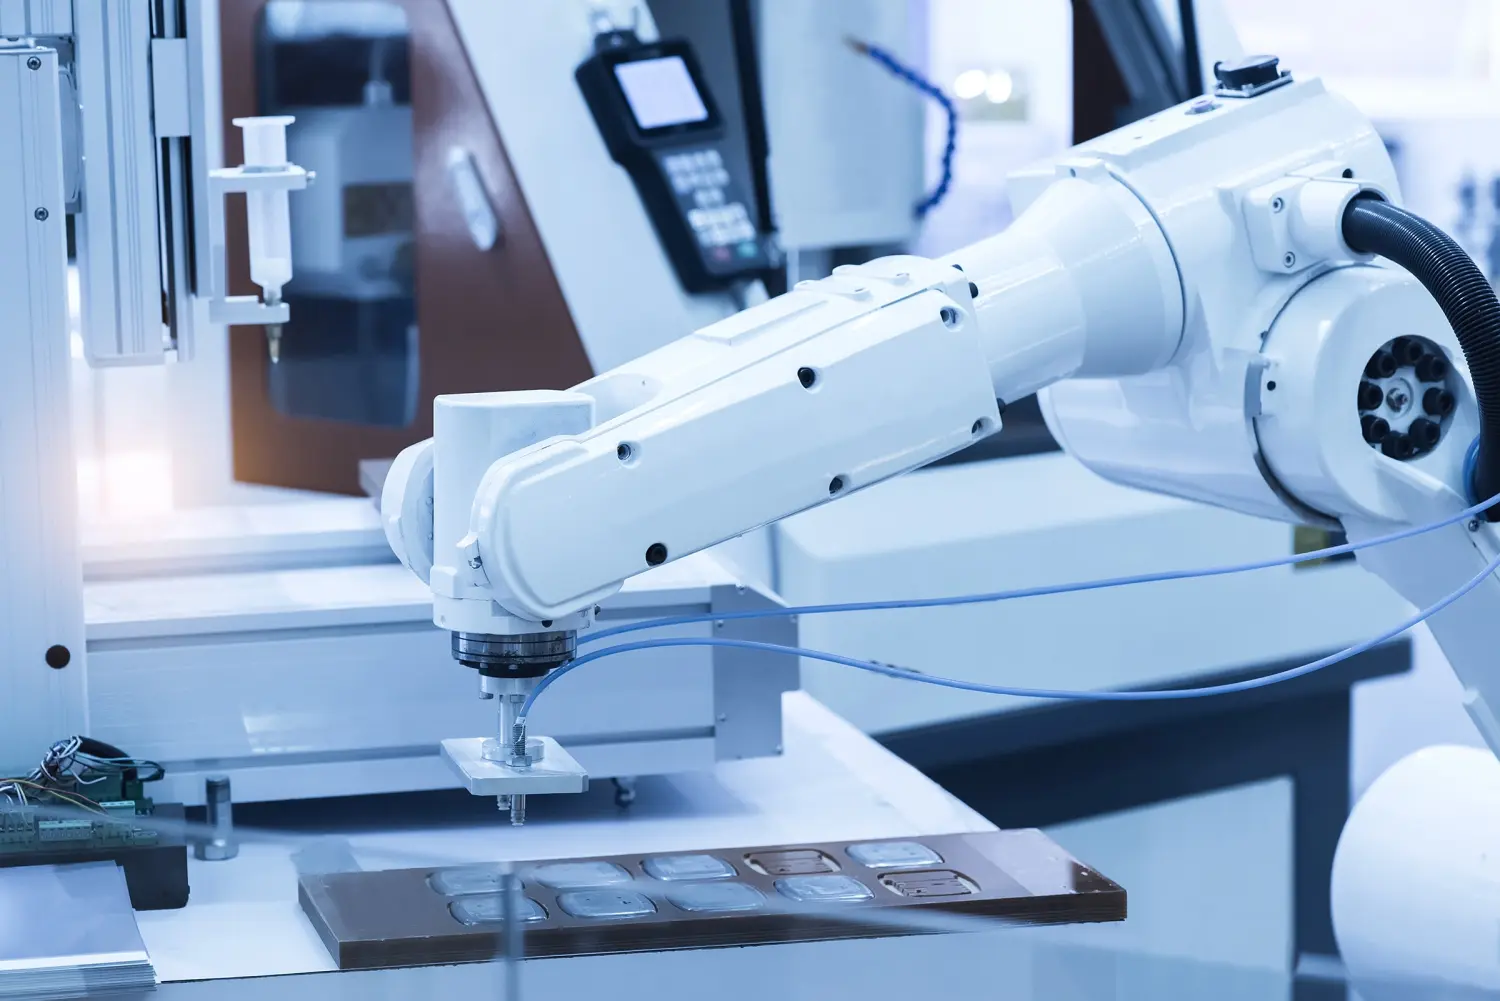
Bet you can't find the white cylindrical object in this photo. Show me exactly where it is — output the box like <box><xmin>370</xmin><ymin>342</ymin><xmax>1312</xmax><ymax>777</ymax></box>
<box><xmin>1290</xmin><ymin>177</ymin><xmax>1377</xmax><ymax>264</ymax></box>
<box><xmin>943</xmin><ymin>175</ymin><xmax>1183</xmax><ymax>405</ymax></box>
<box><xmin>1332</xmin><ymin>745</ymin><xmax>1500</xmax><ymax>1000</ymax></box>
<box><xmin>432</xmin><ymin>391</ymin><xmax>595</xmax><ymax>568</ymax></box>
<box><xmin>236</xmin><ymin>115</ymin><xmax>291</xmax><ymax>167</ymax></box>
<box><xmin>233</xmin><ymin>116</ymin><xmax>295</xmax><ymax>298</ymax></box>
<box><xmin>381</xmin><ymin>438</ymin><xmax>435</xmax><ymax>585</ymax></box>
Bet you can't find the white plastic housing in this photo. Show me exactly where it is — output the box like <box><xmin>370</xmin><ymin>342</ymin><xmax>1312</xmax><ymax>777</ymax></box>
<box><xmin>1333</xmin><ymin>746</ymin><xmax>1500</xmax><ymax>1000</ymax></box>
<box><xmin>434</xmin><ymin>391</ymin><xmax>596</xmax><ymax>633</ymax></box>
<box><xmin>944</xmin><ymin>169</ymin><xmax>1182</xmax><ymax>404</ymax></box>
<box><xmin>469</xmin><ymin>260</ymin><xmax>999</xmax><ymax>621</ymax></box>
<box><xmin>234</xmin><ymin>115</ymin><xmax>295</xmax><ymax>298</ymax></box>
<box><xmin>1289</xmin><ymin>175</ymin><xmax>1379</xmax><ymax>265</ymax></box>
<box><xmin>1037</xmin><ymin>78</ymin><xmax>1400</xmax><ymax>521</ymax></box>
<box><xmin>381</xmin><ymin>437</ymin><xmax>434</xmax><ymax>585</ymax></box>
<box><xmin>1255</xmin><ymin>266</ymin><xmax>1477</xmax><ymax>525</ymax></box>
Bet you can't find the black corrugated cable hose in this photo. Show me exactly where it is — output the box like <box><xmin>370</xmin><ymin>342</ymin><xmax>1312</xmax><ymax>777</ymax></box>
<box><xmin>1343</xmin><ymin>194</ymin><xmax>1500</xmax><ymax>519</ymax></box>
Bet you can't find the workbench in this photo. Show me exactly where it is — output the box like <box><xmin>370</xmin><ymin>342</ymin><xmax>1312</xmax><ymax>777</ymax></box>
<box><xmin>136</xmin><ymin>694</ymin><xmax>1005</xmax><ymax>997</ymax></box>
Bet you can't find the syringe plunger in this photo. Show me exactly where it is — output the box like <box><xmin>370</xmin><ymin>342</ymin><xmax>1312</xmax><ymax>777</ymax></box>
<box><xmin>233</xmin><ymin>116</ymin><xmax>295</xmax><ymax>303</ymax></box>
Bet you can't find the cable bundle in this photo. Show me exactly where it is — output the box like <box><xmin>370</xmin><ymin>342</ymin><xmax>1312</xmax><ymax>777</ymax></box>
<box><xmin>0</xmin><ymin>737</ymin><xmax>163</xmax><ymax>812</ymax></box>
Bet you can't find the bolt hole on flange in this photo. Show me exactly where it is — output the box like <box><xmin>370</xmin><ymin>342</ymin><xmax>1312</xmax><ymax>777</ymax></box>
<box><xmin>1358</xmin><ymin>335</ymin><xmax>1458</xmax><ymax>460</ymax></box>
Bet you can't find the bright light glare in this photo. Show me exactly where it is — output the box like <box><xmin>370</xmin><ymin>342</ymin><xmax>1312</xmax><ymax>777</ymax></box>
<box><xmin>953</xmin><ymin>69</ymin><xmax>988</xmax><ymax>100</ymax></box>
<box><xmin>78</xmin><ymin>450</ymin><xmax>175</xmax><ymax>519</ymax></box>
<box><xmin>67</xmin><ymin>266</ymin><xmax>83</xmax><ymax>358</ymax></box>
<box><xmin>985</xmin><ymin>70</ymin><xmax>1015</xmax><ymax>104</ymax></box>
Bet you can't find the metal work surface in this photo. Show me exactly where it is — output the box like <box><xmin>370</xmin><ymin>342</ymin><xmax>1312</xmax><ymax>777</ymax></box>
<box><xmin>0</xmin><ymin>42</ymin><xmax>86</xmax><ymax>770</ymax></box>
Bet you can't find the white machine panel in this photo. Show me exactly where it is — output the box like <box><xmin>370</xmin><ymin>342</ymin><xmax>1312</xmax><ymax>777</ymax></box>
<box><xmin>83</xmin><ymin>556</ymin><xmax>794</xmax><ymax>804</ymax></box>
<box><xmin>758</xmin><ymin>0</ymin><xmax>925</xmax><ymax>249</ymax></box>
<box><xmin>0</xmin><ymin>0</ymin><xmax>70</xmax><ymax>35</ymax></box>
<box><xmin>444</xmin><ymin>0</ymin><xmax>737</xmax><ymax>371</ymax></box>
<box><xmin>0</xmin><ymin>44</ymin><xmax>87</xmax><ymax>769</ymax></box>
<box><xmin>71</xmin><ymin>0</ymin><xmax>166</xmax><ymax>365</ymax></box>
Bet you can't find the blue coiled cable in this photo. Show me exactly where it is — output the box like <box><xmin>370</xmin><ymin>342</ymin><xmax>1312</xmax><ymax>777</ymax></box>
<box><xmin>849</xmin><ymin>38</ymin><xmax>957</xmax><ymax>218</ymax></box>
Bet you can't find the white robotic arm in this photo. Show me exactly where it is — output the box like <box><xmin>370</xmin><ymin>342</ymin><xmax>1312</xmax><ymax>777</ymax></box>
<box><xmin>403</xmin><ymin>171</ymin><xmax>1180</xmax><ymax>625</ymax></box>
<box><xmin>382</xmin><ymin>132</ymin><xmax>1184</xmax><ymax>634</ymax></box>
<box><xmin>383</xmin><ymin>61</ymin><xmax>1500</xmax><ymax>826</ymax></box>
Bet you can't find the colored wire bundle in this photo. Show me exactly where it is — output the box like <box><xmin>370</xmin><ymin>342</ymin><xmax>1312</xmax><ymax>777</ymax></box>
<box><xmin>0</xmin><ymin>736</ymin><xmax>162</xmax><ymax>810</ymax></box>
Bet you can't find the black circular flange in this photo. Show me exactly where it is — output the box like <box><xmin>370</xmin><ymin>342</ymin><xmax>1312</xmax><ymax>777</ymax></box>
<box><xmin>1358</xmin><ymin>336</ymin><xmax>1456</xmax><ymax>461</ymax></box>
<box><xmin>452</xmin><ymin>630</ymin><xmax>576</xmax><ymax>676</ymax></box>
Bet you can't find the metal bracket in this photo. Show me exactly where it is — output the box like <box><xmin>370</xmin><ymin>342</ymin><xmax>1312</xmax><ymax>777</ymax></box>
<box><xmin>440</xmin><ymin>736</ymin><xmax>589</xmax><ymax>797</ymax></box>
<box><xmin>149</xmin><ymin>37</ymin><xmax>189</xmax><ymax>138</ymax></box>
<box><xmin>1243</xmin><ymin>165</ymin><xmax>1380</xmax><ymax>277</ymax></box>
<box><xmin>1242</xmin><ymin>175</ymin><xmax>1312</xmax><ymax>275</ymax></box>
<box><xmin>711</xmin><ymin>584</ymin><xmax>798</xmax><ymax>761</ymax></box>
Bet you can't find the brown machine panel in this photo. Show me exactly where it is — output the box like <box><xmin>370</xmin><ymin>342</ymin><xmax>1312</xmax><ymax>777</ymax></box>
<box><xmin>221</xmin><ymin>0</ymin><xmax>593</xmax><ymax>495</ymax></box>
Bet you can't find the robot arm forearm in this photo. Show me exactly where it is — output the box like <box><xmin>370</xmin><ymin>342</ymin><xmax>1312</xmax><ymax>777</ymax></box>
<box><xmin>392</xmin><ymin>170</ymin><xmax>1182</xmax><ymax>626</ymax></box>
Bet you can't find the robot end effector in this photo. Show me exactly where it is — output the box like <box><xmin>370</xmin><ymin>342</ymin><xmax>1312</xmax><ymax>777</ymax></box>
<box><xmin>380</xmin><ymin>391</ymin><xmax>597</xmax><ymax>824</ymax></box>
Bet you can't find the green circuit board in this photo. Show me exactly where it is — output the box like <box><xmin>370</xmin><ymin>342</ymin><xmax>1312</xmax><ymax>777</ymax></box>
<box><xmin>0</xmin><ymin>800</ymin><xmax>160</xmax><ymax>854</ymax></box>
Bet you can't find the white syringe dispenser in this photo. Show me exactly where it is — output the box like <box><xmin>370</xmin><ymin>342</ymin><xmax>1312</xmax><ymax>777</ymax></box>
<box><xmin>233</xmin><ymin>116</ymin><xmax>296</xmax><ymax>302</ymax></box>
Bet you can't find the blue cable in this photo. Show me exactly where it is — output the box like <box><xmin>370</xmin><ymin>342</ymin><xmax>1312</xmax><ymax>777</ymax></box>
<box><xmin>523</xmin><ymin>546</ymin><xmax>1500</xmax><ymax>720</ymax></box>
<box><xmin>849</xmin><ymin>39</ymin><xmax>957</xmax><ymax>218</ymax></box>
<box><xmin>583</xmin><ymin>493</ymin><xmax>1500</xmax><ymax>646</ymax></box>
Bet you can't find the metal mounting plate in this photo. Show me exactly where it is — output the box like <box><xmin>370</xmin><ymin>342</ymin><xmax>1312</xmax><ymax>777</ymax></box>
<box><xmin>440</xmin><ymin>737</ymin><xmax>589</xmax><ymax>797</ymax></box>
